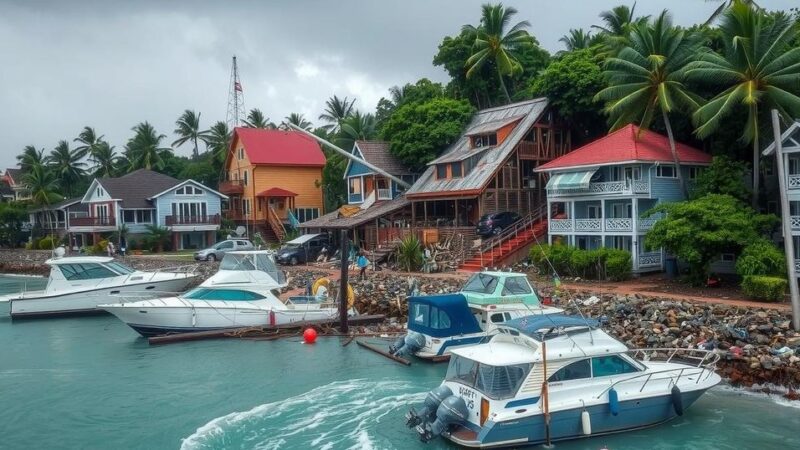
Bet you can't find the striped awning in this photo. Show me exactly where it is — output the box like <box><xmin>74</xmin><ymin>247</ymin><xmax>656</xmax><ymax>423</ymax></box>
<box><xmin>545</xmin><ymin>170</ymin><xmax>597</xmax><ymax>190</ymax></box>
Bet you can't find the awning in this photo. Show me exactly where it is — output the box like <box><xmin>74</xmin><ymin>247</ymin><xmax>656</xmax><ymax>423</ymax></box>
<box><xmin>545</xmin><ymin>170</ymin><xmax>597</xmax><ymax>190</ymax></box>
<box><xmin>256</xmin><ymin>187</ymin><xmax>297</xmax><ymax>197</ymax></box>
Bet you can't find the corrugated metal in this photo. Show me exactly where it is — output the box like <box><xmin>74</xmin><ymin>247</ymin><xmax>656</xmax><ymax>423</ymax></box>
<box><xmin>406</xmin><ymin>98</ymin><xmax>549</xmax><ymax>196</ymax></box>
<box><xmin>464</xmin><ymin>114</ymin><xmax>525</xmax><ymax>136</ymax></box>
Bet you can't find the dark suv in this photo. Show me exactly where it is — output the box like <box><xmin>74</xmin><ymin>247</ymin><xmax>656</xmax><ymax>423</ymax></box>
<box><xmin>476</xmin><ymin>212</ymin><xmax>521</xmax><ymax>237</ymax></box>
<box><xmin>276</xmin><ymin>234</ymin><xmax>330</xmax><ymax>265</ymax></box>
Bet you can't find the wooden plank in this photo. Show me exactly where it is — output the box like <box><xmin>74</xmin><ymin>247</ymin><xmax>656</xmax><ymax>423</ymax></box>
<box><xmin>356</xmin><ymin>340</ymin><xmax>412</xmax><ymax>366</ymax></box>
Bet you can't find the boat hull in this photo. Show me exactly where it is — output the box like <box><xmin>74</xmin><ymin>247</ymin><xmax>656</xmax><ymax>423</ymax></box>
<box><xmin>8</xmin><ymin>276</ymin><xmax>196</xmax><ymax>319</ymax></box>
<box><xmin>445</xmin><ymin>387</ymin><xmax>710</xmax><ymax>448</ymax></box>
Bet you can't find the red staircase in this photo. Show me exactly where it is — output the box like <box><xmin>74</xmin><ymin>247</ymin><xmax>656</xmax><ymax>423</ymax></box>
<box><xmin>459</xmin><ymin>206</ymin><xmax>549</xmax><ymax>272</ymax></box>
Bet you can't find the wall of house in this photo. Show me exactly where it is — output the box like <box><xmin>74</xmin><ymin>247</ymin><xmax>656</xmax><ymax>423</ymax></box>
<box><xmin>648</xmin><ymin>164</ymin><xmax>692</xmax><ymax>203</ymax></box>
<box><xmin>253</xmin><ymin>165</ymin><xmax>324</xmax><ymax>212</ymax></box>
<box><xmin>154</xmin><ymin>183</ymin><xmax>223</xmax><ymax>225</ymax></box>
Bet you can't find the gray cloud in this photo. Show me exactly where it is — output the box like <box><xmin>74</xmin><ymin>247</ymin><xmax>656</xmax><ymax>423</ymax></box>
<box><xmin>1</xmin><ymin>0</ymin><xmax>796</xmax><ymax>169</ymax></box>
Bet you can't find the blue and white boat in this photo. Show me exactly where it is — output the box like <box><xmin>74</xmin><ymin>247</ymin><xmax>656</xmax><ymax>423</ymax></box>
<box><xmin>405</xmin><ymin>314</ymin><xmax>721</xmax><ymax>447</ymax></box>
<box><xmin>390</xmin><ymin>271</ymin><xmax>562</xmax><ymax>361</ymax></box>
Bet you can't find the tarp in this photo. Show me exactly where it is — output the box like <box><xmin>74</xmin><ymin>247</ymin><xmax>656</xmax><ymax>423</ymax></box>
<box><xmin>545</xmin><ymin>170</ymin><xmax>597</xmax><ymax>191</ymax></box>
<box><xmin>407</xmin><ymin>294</ymin><xmax>482</xmax><ymax>338</ymax></box>
<box><xmin>285</xmin><ymin>233</ymin><xmax>321</xmax><ymax>245</ymax></box>
<box><xmin>502</xmin><ymin>314</ymin><xmax>599</xmax><ymax>337</ymax></box>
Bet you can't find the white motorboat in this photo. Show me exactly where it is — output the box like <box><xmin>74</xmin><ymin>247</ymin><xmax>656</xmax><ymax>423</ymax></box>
<box><xmin>0</xmin><ymin>256</ymin><xmax>198</xmax><ymax>319</ymax></box>
<box><xmin>405</xmin><ymin>314</ymin><xmax>721</xmax><ymax>447</ymax></box>
<box><xmin>100</xmin><ymin>251</ymin><xmax>346</xmax><ymax>337</ymax></box>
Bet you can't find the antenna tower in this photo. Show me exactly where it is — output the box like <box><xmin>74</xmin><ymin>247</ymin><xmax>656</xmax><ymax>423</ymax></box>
<box><xmin>226</xmin><ymin>55</ymin><xmax>245</xmax><ymax>130</ymax></box>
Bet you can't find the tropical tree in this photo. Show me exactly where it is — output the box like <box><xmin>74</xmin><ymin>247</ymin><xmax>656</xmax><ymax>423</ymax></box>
<box><xmin>16</xmin><ymin>145</ymin><xmax>46</xmax><ymax>173</ymax></box>
<box><xmin>73</xmin><ymin>126</ymin><xmax>104</xmax><ymax>163</ymax></box>
<box><xmin>23</xmin><ymin>164</ymin><xmax>63</xmax><ymax>233</ymax></box>
<box><xmin>704</xmin><ymin>0</ymin><xmax>762</xmax><ymax>25</ymax></box>
<box><xmin>688</xmin><ymin>0</ymin><xmax>800</xmax><ymax>207</ymax></box>
<box><xmin>48</xmin><ymin>140</ymin><xmax>87</xmax><ymax>197</ymax></box>
<box><xmin>143</xmin><ymin>224</ymin><xmax>170</xmax><ymax>252</ymax></box>
<box><xmin>595</xmin><ymin>11</ymin><xmax>704</xmax><ymax>196</ymax></box>
<box><xmin>243</xmin><ymin>108</ymin><xmax>274</xmax><ymax>129</ymax></box>
<box><xmin>336</xmin><ymin>111</ymin><xmax>377</xmax><ymax>150</ymax></box>
<box><xmin>125</xmin><ymin>122</ymin><xmax>173</xmax><ymax>171</ymax></box>
<box><xmin>206</xmin><ymin>121</ymin><xmax>232</xmax><ymax>165</ymax></box>
<box><xmin>592</xmin><ymin>4</ymin><xmax>649</xmax><ymax>55</ymax></box>
<box><xmin>318</xmin><ymin>95</ymin><xmax>355</xmax><ymax>132</ymax></box>
<box><xmin>172</xmin><ymin>109</ymin><xmax>210</xmax><ymax>158</ymax></box>
<box><xmin>283</xmin><ymin>112</ymin><xmax>313</xmax><ymax>131</ymax></box>
<box><xmin>463</xmin><ymin>3</ymin><xmax>534</xmax><ymax>101</ymax></box>
<box><xmin>92</xmin><ymin>141</ymin><xmax>121</xmax><ymax>178</ymax></box>
<box><xmin>559</xmin><ymin>28</ymin><xmax>598</xmax><ymax>51</ymax></box>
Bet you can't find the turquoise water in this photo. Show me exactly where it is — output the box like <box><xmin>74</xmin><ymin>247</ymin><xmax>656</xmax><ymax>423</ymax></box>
<box><xmin>1</xmin><ymin>274</ymin><xmax>799</xmax><ymax>450</ymax></box>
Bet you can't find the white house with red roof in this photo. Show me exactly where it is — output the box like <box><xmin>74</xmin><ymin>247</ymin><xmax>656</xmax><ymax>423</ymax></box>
<box><xmin>535</xmin><ymin>124</ymin><xmax>712</xmax><ymax>272</ymax></box>
<box><xmin>219</xmin><ymin>128</ymin><xmax>326</xmax><ymax>241</ymax></box>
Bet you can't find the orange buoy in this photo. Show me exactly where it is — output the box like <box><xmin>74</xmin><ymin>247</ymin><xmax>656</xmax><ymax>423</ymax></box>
<box><xmin>303</xmin><ymin>328</ymin><xmax>317</xmax><ymax>344</ymax></box>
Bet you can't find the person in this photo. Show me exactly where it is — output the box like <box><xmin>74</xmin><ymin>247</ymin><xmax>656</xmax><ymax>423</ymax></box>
<box><xmin>317</xmin><ymin>245</ymin><xmax>329</xmax><ymax>263</ymax></box>
<box><xmin>106</xmin><ymin>240</ymin><xmax>115</xmax><ymax>257</ymax></box>
<box><xmin>357</xmin><ymin>252</ymin><xmax>369</xmax><ymax>280</ymax></box>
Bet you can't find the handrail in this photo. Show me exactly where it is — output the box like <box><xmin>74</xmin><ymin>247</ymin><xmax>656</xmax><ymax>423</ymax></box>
<box><xmin>146</xmin><ymin>264</ymin><xmax>199</xmax><ymax>282</ymax></box>
<box><xmin>479</xmin><ymin>204</ymin><xmax>547</xmax><ymax>254</ymax></box>
<box><xmin>267</xmin><ymin>206</ymin><xmax>286</xmax><ymax>240</ymax></box>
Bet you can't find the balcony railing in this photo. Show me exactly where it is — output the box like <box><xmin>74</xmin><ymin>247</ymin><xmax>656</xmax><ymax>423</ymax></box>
<box><xmin>638</xmin><ymin>252</ymin><xmax>662</xmax><ymax>268</ymax></box>
<box><xmin>605</xmin><ymin>217</ymin><xmax>633</xmax><ymax>231</ymax></box>
<box><xmin>788</xmin><ymin>175</ymin><xmax>800</xmax><ymax>190</ymax></box>
<box><xmin>550</xmin><ymin>179</ymin><xmax>650</xmax><ymax>197</ymax></box>
<box><xmin>550</xmin><ymin>219</ymin><xmax>573</xmax><ymax>232</ymax></box>
<box><xmin>792</xmin><ymin>216</ymin><xmax>800</xmax><ymax>230</ymax></box>
<box><xmin>796</xmin><ymin>259</ymin><xmax>800</xmax><ymax>273</ymax></box>
<box><xmin>166</xmin><ymin>214</ymin><xmax>221</xmax><ymax>226</ymax></box>
<box><xmin>638</xmin><ymin>217</ymin><xmax>659</xmax><ymax>231</ymax></box>
<box><xmin>377</xmin><ymin>188</ymin><xmax>392</xmax><ymax>200</ymax></box>
<box><xmin>575</xmin><ymin>218</ymin><xmax>602</xmax><ymax>232</ymax></box>
<box><xmin>219</xmin><ymin>180</ymin><xmax>245</xmax><ymax>195</ymax></box>
<box><xmin>70</xmin><ymin>217</ymin><xmax>116</xmax><ymax>227</ymax></box>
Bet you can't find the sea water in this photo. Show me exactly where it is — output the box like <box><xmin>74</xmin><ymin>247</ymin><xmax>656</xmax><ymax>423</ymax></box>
<box><xmin>1</xmin><ymin>274</ymin><xmax>798</xmax><ymax>450</ymax></box>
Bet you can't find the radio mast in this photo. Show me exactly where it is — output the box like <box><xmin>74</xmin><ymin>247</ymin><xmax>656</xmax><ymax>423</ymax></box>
<box><xmin>226</xmin><ymin>56</ymin><xmax>245</xmax><ymax>130</ymax></box>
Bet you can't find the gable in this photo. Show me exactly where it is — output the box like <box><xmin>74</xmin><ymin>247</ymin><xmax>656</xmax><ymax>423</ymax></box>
<box><xmin>149</xmin><ymin>179</ymin><xmax>228</xmax><ymax>200</ymax></box>
<box><xmin>82</xmin><ymin>179</ymin><xmax>114</xmax><ymax>203</ymax></box>
<box><xmin>344</xmin><ymin>146</ymin><xmax>372</xmax><ymax>178</ymax></box>
<box><xmin>763</xmin><ymin>120</ymin><xmax>800</xmax><ymax>155</ymax></box>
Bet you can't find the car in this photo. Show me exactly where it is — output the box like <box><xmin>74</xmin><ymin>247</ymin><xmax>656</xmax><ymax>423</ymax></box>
<box><xmin>275</xmin><ymin>234</ymin><xmax>330</xmax><ymax>265</ymax></box>
<box><xmin>475</xmin><ymin>211</ymin><xmax>522</xmax><ymax>237</ymax></box>
<box><xmin>194</xmin><ymin>239</ymin><xmax>254</xmax><ymax>261</ymax></box>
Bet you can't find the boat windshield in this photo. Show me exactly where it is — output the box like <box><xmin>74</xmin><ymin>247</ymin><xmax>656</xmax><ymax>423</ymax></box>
<box><xmin>220</xmin><ymin>253</ymin><xmax>287</xmax><ymax>284</ymax></box>
<box><xmin>446</xmin><ymin>355</ymin><xmax>532</xmax><ymax>400</ymax></box>
<box><xmin>183</xmin><ymin>288</ymin><xmax>266</xmax><ymax>301</ymax></box>
<box><xmin>106</xmin><ymin>261</ymin><xmax>135</xmax><ymax>275</ymax></box>
<box><xmin>462</xmin><ymin>273</ymin><xmax>498</xmax><ymax>294</ymax></box>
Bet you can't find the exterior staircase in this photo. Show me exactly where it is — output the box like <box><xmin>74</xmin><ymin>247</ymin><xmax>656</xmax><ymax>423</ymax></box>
<box><xmin>267</xmin><ymin>206</ymin><xmax>287</xmax><ymax>242</ymax></box>
<box><xmin>458</xmin><ymin>205</ymin><xmax>548</xmax><ymax>272</ymax></box>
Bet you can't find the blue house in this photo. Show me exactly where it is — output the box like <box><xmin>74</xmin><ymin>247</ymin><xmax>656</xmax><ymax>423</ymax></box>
<box><xmin>345</xmin><ymin>141</ymin><xmax>416</xmax><ymax>205</ymax></box>
<box><xmin>764</xmin><ymin>119</ymin><xmax>800</xmax><ymax>279</ymax></box>
<box><xmin>69</xmin><ymin>169</ymin><xmax>227</xmax><ymax>250</ymax></box>
<box><xmin>535</xmin><ymin>124</ymin><xmax>712</xmax><ymax>272</ymax></box>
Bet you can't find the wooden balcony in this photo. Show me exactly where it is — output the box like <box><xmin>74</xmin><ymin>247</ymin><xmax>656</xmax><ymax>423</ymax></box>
<box><xmin>219</xmin><ymin>180</ymin><xmax>245</xmax><ymax>195</ymax></box>
<box><xmin>70</xmin><ymin>217</ymin><xmax>116</xmax><ymax>227</ymax></box>
<box><xmin>166</xmin><ymin>214</ymin><xmax>221</xmax><ymax>226</ymax></box>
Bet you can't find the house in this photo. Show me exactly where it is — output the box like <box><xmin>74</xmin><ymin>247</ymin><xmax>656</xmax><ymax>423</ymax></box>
<box><xmin>0</xmin><ymin>176</ymin><xmax>14</xmax><ymax>202</ymax></box>
<box><xmin>345</xmin><ymin>141</ymin><xmax>416</xmax><ymax>205</ymax></box>
<box><xmin>535</xmin><ymin>124</ymin><xmax>712</xmax><ymax>273</ymax></box>
<box><xmin>219</xmin><ymin>128</ymin><xmax>326</xmax><ymax>241</ymax></box>
<box><xmin>29</xmin><ymin>197</ymin><xmax>89</xmax><ymax>242</ymax></box>
<box><xmin>68</xmin><ymin>169</ymin><xmax>227</xmax><ymax>250</ymax></box>
<box><xmin>763</xmin><ymin>119</ymin><xmax>800</xmax><ymax>278</ymax></box>
<box><xmin>2</xmin><ymin>168</ymin><xmax>30</xmax><ymax>201</ymax></box>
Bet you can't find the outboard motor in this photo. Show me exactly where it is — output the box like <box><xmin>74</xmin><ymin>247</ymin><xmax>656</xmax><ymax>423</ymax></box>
<box><xmin>390</xmin><ymin>331</ymin><xmax>426</xmax><ymax>357</ymax></box>
<box><xmin>417</xmin><ymin>395</ymin><xmax>469</xmax><ymax>443</ymax></box>
<box><xmin>405</xmin><ymin>385</ymin><xmax>453</xmax><ymax>428</ymax></box>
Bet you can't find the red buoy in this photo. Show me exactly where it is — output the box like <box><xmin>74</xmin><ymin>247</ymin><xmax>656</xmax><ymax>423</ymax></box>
<box><xmin>303</xmin><ymin>328</ymin><xmax>317</xmax><ymax>344</ymax></box>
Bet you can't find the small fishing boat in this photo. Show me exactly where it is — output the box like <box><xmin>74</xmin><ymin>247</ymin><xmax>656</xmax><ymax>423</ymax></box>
<box><xmin>404</xmin><ymin>314</ymin><xmax>720</xmax><ymax>447</ymax></box>
<box><xmin>390</xmin><ymin>271</ymin><xmax>562</xmax><ymax>360</ymax></box>
<box><xmin>0</xmin><ymin>256</ymin><xmax>197</xmax><ymax>319</ymax></box>
<box><xmin>100</xmin><ymin>251</ymin><xmax>350</xmax><ymax>337</ymax></box>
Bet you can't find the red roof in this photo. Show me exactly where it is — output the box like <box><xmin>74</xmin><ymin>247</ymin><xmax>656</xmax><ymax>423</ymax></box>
<box><xmin>537</xmin><ymin>124</ymin><xmax>711</xmax><ymax>171</ymax></box>
<box><xmin>256</xmin><ymin>187</ymin><xmax>297</xmax><ymax>197</ymax></box>
<box><xmin>232</xmin><ymin>128</ymin><xmax>325</xmax><ymax>167</ymax></box>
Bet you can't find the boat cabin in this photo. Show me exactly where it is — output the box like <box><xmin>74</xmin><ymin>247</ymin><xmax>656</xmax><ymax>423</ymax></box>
<box><xmin>43</xmin><ymin>257</ymin><xmax>139</xmax><ymax>291</ymax></box>
<box><xmin>211</xmin><ymin>251</ymin><xmax>287</xmax><ymax>288</ymax></box>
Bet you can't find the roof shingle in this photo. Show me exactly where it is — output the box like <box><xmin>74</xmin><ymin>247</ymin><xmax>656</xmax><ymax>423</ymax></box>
<box><xmin>97</xmin><ymin>169</ymin><xmax>181</xmax><ymax>208</ymax></box>
<box><xmin>353</xmin><ymin>141</ymin><xmax>414</xmax><ymax>176</ymax></box>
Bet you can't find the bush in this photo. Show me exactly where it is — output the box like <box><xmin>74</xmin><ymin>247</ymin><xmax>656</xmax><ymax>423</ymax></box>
<box><xmin>605</xmin><ymin>249</ymin><xmax>632</xmax><ymax>281</ymax></box>
<box><xmin>396</xmin><ymin>234</ymin><xmax>423</xmax><ymax>272</ymax></box>
<box><xmin>736</xmin><ymin>239</ymin><xmax>786</xmax><ymax>277</ymax></box>
<box><xmin>89</xmin><ymin>239</ymin><xmax>108</xmax><ymax>255</ymax></box>
<box><xmin>529</xmin><ymin>244</ymin><xmax>632</xmax><ymax>281</ymax></box>
<box><xmin>742</xmin><ymin>276</ymin><xmax>788</xmax><ymax>302</ymax></box>
<box><xmin>38</xmin><ymin>236</ymin><xmax>56</xmax><ymax>250</ymax></box>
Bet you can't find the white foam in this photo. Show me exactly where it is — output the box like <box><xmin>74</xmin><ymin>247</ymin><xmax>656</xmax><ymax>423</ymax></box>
<box><xmin>713</xmin><ymin>384</ymin><xmax>800</xmax><ymax>410</ymax></box>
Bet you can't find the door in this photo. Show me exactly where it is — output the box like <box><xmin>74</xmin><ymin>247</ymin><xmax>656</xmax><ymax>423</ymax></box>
<box><xmin>364</xmin><ymin>177</ymin><xmax>375</xmax><ymax>198</ymax></box>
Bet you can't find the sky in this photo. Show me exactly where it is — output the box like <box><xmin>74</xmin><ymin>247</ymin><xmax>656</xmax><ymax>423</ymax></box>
<box><xmin>0</xmin><ymin>0</ymin><xmax>796</xmax><ymax>170</ymax></box>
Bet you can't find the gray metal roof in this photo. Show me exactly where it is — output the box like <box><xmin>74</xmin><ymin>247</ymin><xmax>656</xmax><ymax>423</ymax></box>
<box><xmin>299</xmin><ymin>195</ymin><xmax>410</xmax><ymax>230</ymax></box>
<box><xmin>406</xmin><ymin>98</ymin><xmax>549</xmax><ymax>196</ymax></box>
<box><xmin>464</xmin><ymin>114</ymin><xmax>525</xmax><ymax>136</ymax></box>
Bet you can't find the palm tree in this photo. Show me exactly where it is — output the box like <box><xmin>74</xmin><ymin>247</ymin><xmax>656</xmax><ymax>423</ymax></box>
<box><xmin>336</xmin><ymin>111</ymin><xmax>377</xmax><ymax>150</ymax></box>
<box><xmin>243</xmin><ymin>109</ymin><xmax>274</xmax><ymax>129</ymax></box>
<box><xmin>463</xmin><ymin>3</ymin><xmax>533</xmax><ymax>102</ymax></box>
<box><xmin>73</xmin><ymin>126</ymin><xmax>104</xmax><ymax>163</ymax></box>
<box><xmin>16</xmin><ymin>145</ymin><xmax>46</xmax><ymax>173</ymax></box>
<box><xmin>125</xmin><ymin>122</ymin><xmax>173</xmax><ymax>171</ymax></box>
<box><xmin>595</xmin><ymin>11</ymin><xmax>704</xmax><ymax>196</ymax></box>
<box><xmin>172</xmin><ymin>109</ymin><xmax>211</xmax><ymax>158</ymax></box>
<box><xmin>689</xmin><ymin>0</ymin><xmax>800</xmax><ymax>206</ymax></box>
<box><xmin>389</xmin><ymin>86</ymin><xmax>408</xmax><ymax>105</ymax></box>
<box><xmin>48</xmin><ymin>140</ymin><xmax>87</xmax><ymax>197</ymax></box>
<box><xmin>318</xmin><ymin>95</ymin><xmax>355</xmax><ymax>132</ymax></box>
<box><xmin>283</xmin><ymin>113</ymin><xmax>313</xmax><ymax>131</ymax></box>
<box><xmin>704</xmin><ymin>0</ymin><xmax>761</xmax><ymax>25</ymax></box>
<box><xmin>559</xmin><ymin>29</ymin><xmax>596</xmax><ymax>51</ymax></box>
<box><xmin>592</xmin><ymin>4</ymin><xmax>649</xmax><ymax>55</ymax></box>
<box><xmin>206</xmin><ymin>121</ymin><xmax>232</xmax><ymax>165</ymax></box>
<box><xmin>23</xmin><ymin>164</ymin><xmax>63</xmax><ymax>232</ymax></box>
<box><xmin>144</xmin><ymin>224</ymin><xmax>170</xmax><ymax>252</ymax></box>
<box><xmin>92</xmin><ymin>141</ymin><xmax>120</xmax><ymax>178</ymax></box>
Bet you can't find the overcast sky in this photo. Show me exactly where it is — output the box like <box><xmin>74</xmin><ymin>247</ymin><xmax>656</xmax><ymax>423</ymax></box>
<box><xmin>0</xmin><ymin>0</ymin><xmax>796</xmax><ymax>169</ymax></box>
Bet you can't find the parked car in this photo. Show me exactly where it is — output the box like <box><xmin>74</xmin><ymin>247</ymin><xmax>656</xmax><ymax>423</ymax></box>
<box><xmin>475</xmin><ymin>211</ymin><xmax>522</xmax><ymax>237</ymax></box>
<box><xmin>276</xmin><ymin>234</ymin><xmax>330</xmax><ymax>265</ymax></box>
<box><xmin>194</xmin><ymin>239</ymin><xmax>254</xmax><ymax>261</ymax></box>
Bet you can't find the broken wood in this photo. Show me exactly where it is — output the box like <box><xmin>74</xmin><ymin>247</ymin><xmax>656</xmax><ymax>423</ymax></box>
<box><xmin>356</xmin><ymin>339</ymin><xmax>412</xmax><ymax>366</ymax></box>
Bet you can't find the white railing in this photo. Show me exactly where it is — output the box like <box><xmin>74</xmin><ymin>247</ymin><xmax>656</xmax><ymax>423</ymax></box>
<box><xmin>377</xmin><ymin>188</ymin><xmax>392</xmax><ymax>200</ymax></box>
<box><xmin>789</xmin><ymin>175</ymin><xmax>800</xmax><ymax>189</ymax></box>
<box><xmin>638</xmin><ymin>218</ymin><xmax>659</xmax><ymax>231</ymax></box>
<box><xmin>549</xmin><ymin>219</ymin><xmax>573</xmax><ymax>232</ymax></box>
<box><xmin>550</xmin><ymin>179</ymin><xmax>650</xmax><ymax>197</ymax></box>
<box><xmin>589</xmin><ymin>181</ymin><xmax>625</xmax><ymax>193</ymax></box>
<box><xmin>638</xmin><ymin>252</ymin><xmax>662</xmax><ymax>267</ymax></box>
<box><xmin>632</xmin><ymin>180</ymin><xmax>650</xmax><ymax>193</ymax></box>
<box><xmin>605</xmin><ymin>218</ymin><xmax>632</xmax><ymax>231</ymax></box>
<box><xmin>792</xmin><ymin>216</ymin><xmax>800</xmax><ymax>230</ymax></box>
<box><xmin>795</xmin><ymin>259</ymin><xmax>800</xmax><ymax>273</ymax></box>
<box><xmin>575</xmin><ymin>218</ymin><xmax>602</xmax><ymax>232</ymax></box>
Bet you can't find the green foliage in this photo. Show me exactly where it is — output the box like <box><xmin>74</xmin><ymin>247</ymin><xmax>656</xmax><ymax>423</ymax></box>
<box><xmin>376</xmin><ymin>79</ymin><xmax>445</xmax><ymax>129</ymax></box>
<box><xmin>178</xmin><ymin>154</ymin><xmax>217</xmax><ymax>188</ymax></box>
<box><xmin>380</xmin><ymin>97</ymin><xmax>474</xmax><ymax>170</ymax></box>
<box><xmin>172</xmin><ymin>109</ymin><xmax>210</xmax><ymax>159</ymax></box>
<box><xmin>125</xmin><ymin>122</ymin><xmax>173</xmax><ymax>171</ymax></box>
<box><xmin>144</xmin><ymin>225</ymin><xmax>170</xmax><ymax>252</ymax></box>
<box><xmin>645</xmin><ymin>194</ymin><xmax>779</xmax><ymax>285</ymax></box>
<box><xmin>0</xmin><ymin>203</ymin><xmax>28</xmax><ymax>247</ymax></box>
<box><xmin>529</xmin><ymin>244</ymin><xmax>632</xmax><ymax>281</ymax></box>
<box><xmin>690</xmin><ymin>156</ymin><xmax>750</xmax><ymax>203</ymax></box>
<box><xmin>396</xmin><ymin>234</ymin><xmax>424</xmax><ymax>272</ymax></box>
<box><xmin>88</xmin><ymin>239</ymin><xmax>109</xmax><ymax>255</ymax></box>
<box><xmin>605</xmin><ymin>249</ymin><xmax>633</xmax><ymax>281</ymax></box>
<box><xmin>736</xmin><ymin>239</ymin><xmax>787</xmax><ymax>277</ymax></box>
<box><xmin>741</xmin><ymin>276</ymin><xmax>788</xmax><ymax>302</ymax></box>
<box><xmin>37</xmin><ymin>236</ymin><xmax>56</xmax><ymax>250</ymax></box>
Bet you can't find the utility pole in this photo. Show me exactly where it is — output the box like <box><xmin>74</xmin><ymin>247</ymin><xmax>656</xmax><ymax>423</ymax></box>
<box><xmin>226</xmin><ymin>55</ymin><xmax>246</xmax><ymax>130</ymax></box>
<box><xmin>339</xmin><ymin>229</ymin><xmax>350</xmax><ymax>333</ymax></box>
<box><xmin>771</xmin><ymin>109</ymin><xmax>800</xmax><ymax>331</ymax></box>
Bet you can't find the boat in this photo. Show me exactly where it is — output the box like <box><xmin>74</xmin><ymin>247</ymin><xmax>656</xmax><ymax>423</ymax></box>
<box><xmin>389</xmin><ymin>271</ymin><xmax>563</xmax><ymax>360</ymax></box>
<box><xmin>404</xmin><ymin>314</ymin><xmax>721</xmax><ymax>448</ymax></box>
<box><xmin>99</xmin><ymin>250</ymin><xmax>350</xmax><ymax>337</ymax></box>
<box><xmin>0</xmin><ymin>256</ymin><xmax>198</xmax><ymax>319</ymax></box>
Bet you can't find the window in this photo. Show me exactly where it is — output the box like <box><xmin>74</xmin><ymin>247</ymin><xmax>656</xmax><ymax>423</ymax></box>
<box><xmin>656</xmin><ymin>165</ymin><xmax>676</xmax><ymax>178</ymax></box>
<box><xmin>490</xmin><ymin>313</ymin><xmax>505</xmax><ymax>323</ymax></box>
<box><xmin>94</xmin><ymin>204</ymin><xmax>109</xmax><ymax>218</ymax></box>
<box><xmin>611</xmin><ymin>236</ymin><xmax>631</xmax><ymax>251</ymax></box>
<box><xmin>243</xmin><ymin>171</ymin><xmax>249</xmax><ymax>186</ymax></box>
<box><xmin>412</xmin><ymin>303</ymin><xmax>429</xmax><ymax>326</ymax></box>
<box><xmin>410</xmin><ymin>303</ymin><xmax>452</xmax><ymax>330</ymax></box>
<box><xmin>502</xmin><ymin>277</ymin><xmax>532</xmax><ymax>295</ymax></box>
<box><xmin>591</xmin><ymin>356</ymin><xmax>639</xmax><ymax>377</ymax></box>
<box><xmin>106</xmin><ymin>261</ymin><xmax>135</xmax><ymax>275</ymax></box>
<box><xmin>176</xmin><ymin>185</ymin><xmax>204</xmax><ymax>196</ymax></box>
<box><xmin>294</xmin><ymin>208</ymin><xmax>320</xmax><ymax>223</ymax></box>
<box><xmin>436</xmin><ymin>164</ymin><xmax>447</xmax><ymax>179</ymax></box>
<box><xmin>242</xmin><ymin>199</ymin><xmax>251</xmax><ymax>215</ymax></box>
<box><xmin>474</xmin><ymin>363</ymin><xmax>532</xmax><ymax>400</ymax></box>
<box><xmin>238</xmin><ymin>148</ymin><xmax>244</xmax><ymax>160</ymax></box>
<box><xmin>172</xmin><ymin>202</ymin><xmax>207</xmax><ymax>220</ymax></box>
<box><xmin>624</xmin><ymin>166</ymin><xmax>641</xmax><ymax>181</ymax></box>
<box><xmin>58</xmin><ymin>263</ymin><xmax>119</xmax><ymax>280</ymax></box>
<box><xmin>608</xmin><ymin>166</ymin><xmax>623</xmax><ymax>181</ymax></box>
<box><xmin>462</xmin><ymin>273</ymin><xmax>499</xmax><ymax>294</ymax></box>
<box><xmin>348</xmin><ymin>177</ymin><xmax>362</xmax><ymax>195</ymax></box>
<box><xmin>789</xmin><ymin>157</ymin><xmax>800</xmax><ymax>175</ymax></box>
<box><xmin>611</xmin><ymin>203</ymin><xmax>632</xmax><ymax>218</ymax></box>
<box><xmin>183</xmin><ymin>288</ymin><xmax>266</xmax><ymax>301</ymax></box>
<box><xmin>451</xmin><ymin>163</ymin><xmax>463</xmax><ymax>178</ymax></box>
<box><xmin>95</xmin><ymin>187</ymin><xmax>104</xmax><ymax>197</ymax></box>
<box><xmin>549</xmin><ymin>359</ymin><xmax>592</xmax><ymax>382</ymax></box>
<box><xmin>123</xmin><ymin>210</ymin><xmax>136</xmax><ymax>224</ymax></box>
<box><xmin>446</xmin><ymin>355</ymin><xmax>479</xmax><ymax>386</ymax></box>
<box><xmin>473</xmin><ymin>134</ymin><xmax>498</xmax><ymax>148</ymax></box>
<box><xmin>791</xmin><ymin>201</ymin><xmax>800</xmax><ymax>216</ymax></box>
<box><xmin>688</xmin><ymin>167</ymin><xmax>703</xmax><ymax>180</ymax></box>
<box><xmin>587</xmin><ymin>205</ymin><xmax>601</xmax><ymax>219</ymax></box>
<box><xmin>720</xmin><ymin>253</ymin><xmax>736</xmax><ymax>262</ymax></box>
<box><xmin>215</xmin><ymin>241</ymin><xmax>234</xmax><ymax>250</ymax></box>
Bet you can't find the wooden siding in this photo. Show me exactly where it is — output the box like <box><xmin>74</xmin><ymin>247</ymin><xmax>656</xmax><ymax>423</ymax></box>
<box><xmin>249</xmin><ymin>166</ymin><xmax>323</xmax><ymax>220</ymax></box>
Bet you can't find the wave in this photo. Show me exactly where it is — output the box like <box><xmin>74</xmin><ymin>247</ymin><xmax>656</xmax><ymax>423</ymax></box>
<box><xmin>181</xmin><ymin>379</ymin><xmax>425</xmax><ymax>450</ymax></box>
<box><xmin>713</xmin><ymin>383</ymin><xmax>800</xmax><ymax>410</ymax></box>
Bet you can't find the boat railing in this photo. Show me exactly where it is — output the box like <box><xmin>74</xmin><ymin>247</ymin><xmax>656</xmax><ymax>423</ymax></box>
<box><xmin>594</xmin><ymin>348</ymin><xmax>720</xmax><ymax>399</ymax></box>
<box><xmin>285</xmin><ymin>295</ymin><xmax>336</xmax><ymax>308</ymax></box>
<box><xmin>146</xmin><ymin>264</ymin><xmax>200</xmax><ymax>281</ymax></box>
